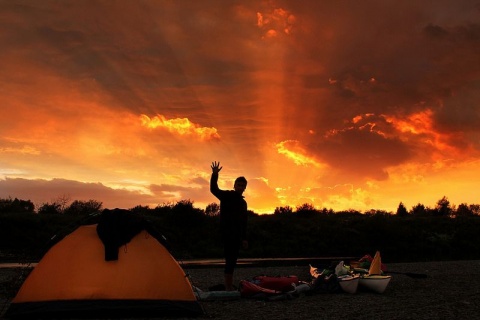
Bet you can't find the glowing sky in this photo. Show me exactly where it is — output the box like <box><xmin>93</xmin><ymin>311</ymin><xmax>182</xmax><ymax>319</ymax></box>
<box><xmin>1</xmin><ymin>0</ymin><xmax>480</xmax><ymax>213</ymax></box>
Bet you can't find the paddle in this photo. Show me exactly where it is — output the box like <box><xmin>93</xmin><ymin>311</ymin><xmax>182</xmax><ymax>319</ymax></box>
<box><xmin>386</xmin><ymin>271</ymin><xmax>428</xmax><ymax>279</ymax></box>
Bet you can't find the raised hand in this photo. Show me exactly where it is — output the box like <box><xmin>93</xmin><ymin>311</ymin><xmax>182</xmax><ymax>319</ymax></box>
<box><xmin>211</xmin><ymin>161</ymin><xmax>223</xmax><ymax>174</ymax></box>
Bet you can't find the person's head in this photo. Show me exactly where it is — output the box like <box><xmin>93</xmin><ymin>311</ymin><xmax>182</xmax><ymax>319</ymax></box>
<box><xmin>234</xmin><ymin>176</ymin><xmax>247</xmax><ymax>194</ymax></box>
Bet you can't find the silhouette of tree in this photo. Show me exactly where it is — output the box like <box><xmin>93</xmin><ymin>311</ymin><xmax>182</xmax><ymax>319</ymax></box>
<box><xmin>0</xmin><ymin>197</ymin><xmax>35</xmax><ymax>213</ymax></box>
<box><xmin>319</xmin><ymin>207</ymin><xmax>335</xmax><ymax>215</ymax></box>
<box><xmin>38</xmin><ymin>202</ymin><xmax>62</xmax><ymax>214</ymax></box>
<box><xmin>455</xmin><ymin>203</ymin><xmax>474</xmax><ymax>217</ymax></box>
<box><xmin>247</xmin><ymin>209</ymin><xmax>258</xmax><ymax>217</ymax></box>
<box><xmin>153</xmin><ymin>202</ymin><xmax>174</xmax><ymax>215</ymax></box>
<box><xmin>64</xmin><ymin>200</ymin><xmax>103</xmax><ymax>215</ymax></box>
<box><xmin>336</xmin><ymin>209</ymin><xmax>362</xmax><ymax>216</ymax></box>
<box><xmin>411</xmin><ymin>203</ymin><xmax>428</xmax><ymax>216</ymax></box>
<box><xmin>273</xmin><ymin>206</ymin><xmax>293</xmax><ymax>215</ymax></box>
<box><xmin>396</xmin><ymin>202</ymin><xmax>409</xmax><ymax>216</ymax></box>
<box><xmin>378</xmin><ymin>210</ymin><xmax>392</xmax><ymax>216</ymax></box>
<box><xmin>295</xmin><ymin>203</ymin><xmax>317</xmax><ymax>217</ymax></box>
<box><xmin>54</xmin><ymin>194</ymin><xmax>71</xmax><ymax>213</ymax></box>
<box><xmin>365</xmin><ymin>209</ymin><xmax>391</xmax><ymax>216</ymax></box>
<box><xmin>435</xmin><ymin>196</ymin><xmax>452</xmax><ymax>217</ymax></box>
<box><xmin>5</xmin><ymin>195</ymin><xmax>480</xmax><ymax>261</ymax></box>
<box><xmin>171</xmin><ymin>199</ymin><xmax>205</xmax><ymax>225</ymax></box>
<box><xmin>205</xmin><ymin>203</ymin><xmax>220</xmax><ymax>216</ymax></box>
<box><xmin>130</xmin><ymin>205</ymin><xmax>150</xmax><ymax>214</ymax></box>
<box><xmin>469</xmin><ymin>204</ymin><xmax>480</xmax><ymax>216</ymax></box>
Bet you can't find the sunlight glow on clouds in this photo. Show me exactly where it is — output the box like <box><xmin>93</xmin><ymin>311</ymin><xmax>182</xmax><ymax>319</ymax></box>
<box><xmin>386</xmin><ymin>109</ymin><xmax>435</xmax><ymax>136</ymax></box>
<box><xmin>107</xmin><ymin>179</ymin><xmax>153</xmax><ymax>196</ymax></box>
<box><xmin>385</xmin><ymin>109</ymin><xmax>466</xmax><ymax>158</ymax></box>
<box><xmin>257</xmin><ymin>6</ymin><xmax>296</xmax><ymax>39</ymax></box>
<box><xmin>140</xmin><ymin>114</ymin><xmax>220</xmax><ymax>141</ymax></box>
<box><xmin>276</xmin><ymin>140</ymin><xmax>323</xmax><ymax>167</ymax></box>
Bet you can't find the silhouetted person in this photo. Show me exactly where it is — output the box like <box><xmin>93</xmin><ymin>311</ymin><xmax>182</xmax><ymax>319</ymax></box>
<box><xmin>210</xmin><ymin>161</ymin><xmax>248</xmax><ymax>291</ymax></box>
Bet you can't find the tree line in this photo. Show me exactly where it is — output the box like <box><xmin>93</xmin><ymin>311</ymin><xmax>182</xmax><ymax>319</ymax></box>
<box><xmin>1</xmin><ymin>196</ymin><xmax>480</xmax><ymax>264</ymax></box>
<box><xmin>1</xmin><ymin>195</ymin><xmax>479</xmax><ymax>217</ymax></box>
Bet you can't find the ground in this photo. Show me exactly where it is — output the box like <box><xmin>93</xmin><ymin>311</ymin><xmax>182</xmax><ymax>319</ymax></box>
<box><xmin>1</xmin><ymin>260</ymin><xmax>480</xmax><ymax>319</ymax></box>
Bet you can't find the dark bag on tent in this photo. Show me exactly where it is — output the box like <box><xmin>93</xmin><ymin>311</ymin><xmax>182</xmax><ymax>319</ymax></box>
<box><xmin>96</xmin><ymin>208</ymin><xmax>147</xmax><ymax>261</ymax></box>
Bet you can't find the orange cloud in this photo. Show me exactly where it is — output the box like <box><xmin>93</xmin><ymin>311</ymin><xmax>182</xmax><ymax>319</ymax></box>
<box><xmin>276</xmin><ymin>140</ymin><xmax>323</xmax><ymax>167</ymax></box>
<box><xmin>140</xmin><ymin>114</ymin><xmax>220</xmax><ymax>141</ymax></box>
<box><xmin>384</xmin><ymin>109</ymin><xmax>463</xmax><ymax>158</ymax></box>
<box><xmin>386</xmin><ymin>109</ymin><xmax>434</xmax><ymax>135</ymax></box>
<box><xmin>257</xmin><ymin>5</ymin><xmax>296</xmax><ymax>39</ymax></box>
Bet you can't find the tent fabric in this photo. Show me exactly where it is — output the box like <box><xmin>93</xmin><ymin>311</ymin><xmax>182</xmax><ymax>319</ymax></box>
<box><xmin>6</xmin><ymin>224</ymin><xmax>203</xmax><ymax>318</ymax></box>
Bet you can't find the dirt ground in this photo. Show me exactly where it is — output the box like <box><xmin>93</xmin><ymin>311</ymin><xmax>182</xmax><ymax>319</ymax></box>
<box><xmin>1</xmin><ymin>260</ymin><xmax>480</xmax><ymax>319</ymax></box>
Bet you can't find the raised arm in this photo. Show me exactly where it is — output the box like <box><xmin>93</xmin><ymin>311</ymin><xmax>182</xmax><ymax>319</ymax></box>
<box><xmin>210</xmin><ymin>161</ymin><xmax>223</xmax><ymax>197</ymax></box>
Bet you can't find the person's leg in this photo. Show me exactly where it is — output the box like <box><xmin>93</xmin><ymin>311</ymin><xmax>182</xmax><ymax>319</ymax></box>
<box><xmin>224</xmin><ymin>241</ymin><xmax>240</xmax><ymax>291</ymax></box>
<box><xmin>224</xmin><ymin>273</ymin><xmax>234</xmax><ymax>291</ymax></box>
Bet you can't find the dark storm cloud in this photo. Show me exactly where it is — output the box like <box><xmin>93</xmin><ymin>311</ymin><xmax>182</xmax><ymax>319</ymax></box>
<box><xmin>424</xmin><ymin>24</ymin><xmax>449</xmax><ymax>39</ymax></box>
<box><xmin>0</xmin><ymin>0</ymin><xmax>217</xmax><ymax>116</ymax></box>
<box><xmin>309</xmin><ymin>126</ymin><xmax>412</xmax><ymax>180</ymax></box>
<box><xmin>432</xmin><ymin>85</ymin><xmax>480</xmax><ymax>153</ymax></box>
<box><xmin>420</xmin><ymin>21</ymin><xmax>480</xmax><ymax>150</ymax></box>
<box><xmin>291</xmin><ymin>1</ymin><xmax>480</xmax><ymax>98</ymax></box>
<box><xmin>435</xmin><ymin>87</ymin><xmax>480</xmax><ymax>133</ymax></box>
<box><xmin>278</xmin><ymin>0</ymin><xmax>480</xmax><ymax>165</ymax></box>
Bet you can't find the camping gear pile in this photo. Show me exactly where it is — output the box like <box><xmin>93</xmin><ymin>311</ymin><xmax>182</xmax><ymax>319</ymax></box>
<box><xmin>309</xmin><ymin>251</ymin><xmax>392</xmax><ymax>295</ymax></box>
<box><xmin>232</xmin><ymin>251</ymin><xmax>392</xmax><ymax>300</ymax></box>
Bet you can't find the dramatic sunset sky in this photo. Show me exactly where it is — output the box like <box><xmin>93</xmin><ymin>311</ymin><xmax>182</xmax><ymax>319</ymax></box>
<box><xmin>1</xmin><ymin>0</ymin><xmax>480</xmax><ymax>214</ymax></box>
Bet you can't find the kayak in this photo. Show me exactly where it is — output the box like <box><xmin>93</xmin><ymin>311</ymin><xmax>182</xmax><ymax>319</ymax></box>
<box><xmin>337</xmin><ymin>274</ymin><xmax>360</xmax><ymax>294</ymax></box>
<box><xmin>358</xmin><ymin>275</ymin><xmax>392</xmax><ymax>293</ymax></box>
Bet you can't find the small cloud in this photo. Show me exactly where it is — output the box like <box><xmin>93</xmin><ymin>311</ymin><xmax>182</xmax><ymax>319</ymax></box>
<box><xmin>265</xmin><ymin>29</ymin><xmax>278</xmax><ymax>38</ymax></box>
<box><xmin>0</xmin><ymin>145</ymin><xmax>41</xmax><ymax>155</ymax></box>
<box><xmin>140</xmin><ymin>114</ymin><xmax>220</xmax><ymax>141</ymax></box>
<box><xmin>189</xmin><ymin>176</ymin><xmax>209</xmax><ymax>186</ymax></box>
<box><xmin>0</xmin><ymin>168</ymin><xmax>27</xmax><ymax>175</ymax></box>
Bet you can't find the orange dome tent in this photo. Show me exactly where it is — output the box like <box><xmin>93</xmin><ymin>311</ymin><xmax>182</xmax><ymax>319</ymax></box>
<box><xmin>6</xmin><ymin>222</ymin><xmax>204</xmax><ymax>318</ymax></box>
